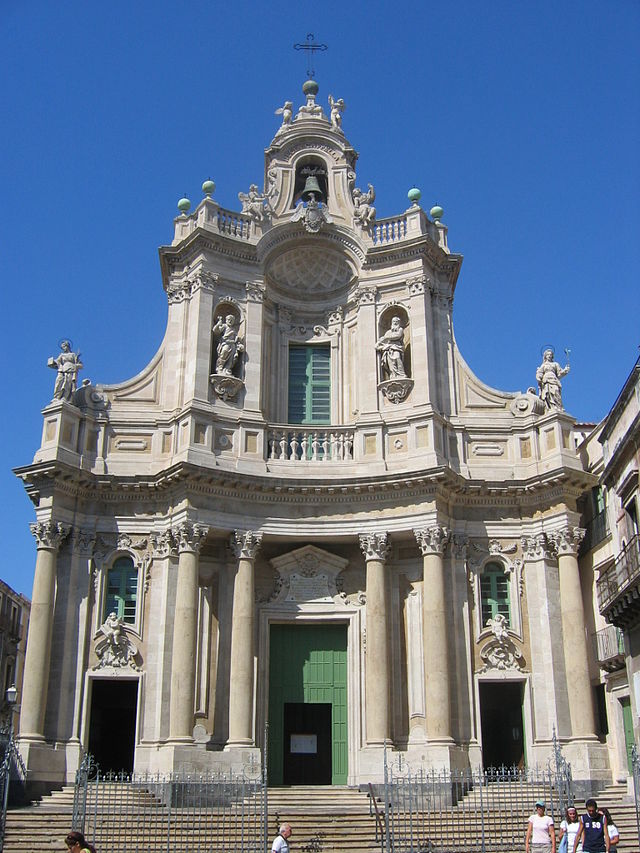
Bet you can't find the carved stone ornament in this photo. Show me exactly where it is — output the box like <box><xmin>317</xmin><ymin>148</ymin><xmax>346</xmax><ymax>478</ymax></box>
<box><xmin>232</xmin><ymin>530</ymin><xmax>263</xmax><ymax>561</ymax></box>
<box><xmin>267</xmin><ymin>545</ymin><xmax>350</xmax><ymax>606</ymax></box>
<box><xmin>149</xmin><ymin>530</ymin><xmax>175</xmax><ymax>558</ymax></box>
<box><xmin>359</xmin><ymin>533</ymin><xmax>390</xmax><ymax>562</ymax></box>
<box><xmin>30</xmin><ymin>521</ymin><xmax>70</xmax><ymax>551</ymax></box>
<box><xmin>71</xmin><ymin>529</ymin><xmax>96</xmax><ymax>555</ymax></box>
<box><xmin>355</xmin><ymin>285</ymin><xmax>376</xmax><ymax>307</ymax></box>
<box><xmin>414</xmin><ymin>526</ymin><xmax>450</xmax><ymax>556</ymax></box>
<box><xmin>93</xmin><ymin>612</ymin><xmax>141</xmax><ymax>671</ymax></box>
<box><xmin>521</xmin><ymin>533</ymin><xmax>557</xmax><ymax>561</ymax></box>
<box><xmin>210</xmin><ymin>374</ymin><xmax>244</xmax><ymax>402</ymax></box>
<box><xmin>553</xmin><ymin>526</ymin><xmax>586</xmax><ymax>556</ymax></box>
<box><xmin>408</xmin><ymin>275</ymin><xmax>428</xmax><ymax>296</ymax></box>
<box><xmin>167</xmin><ymin>271</ymin><xmax>218</xmax><ymax>304</ymax></box>
<box><xmin>290</xmin><ymin>195</ymin><xmax>333</xmax><ymax>233</ymax></box>
<box><xmin>379</xmin><ymin>378</ymin><xmax>414</xmax><ymax>404</ymax></box>
<box><xmin>173</xmin><ymin>523</ymin><xmax>209</xmax><ymax>555</ymax></box>
<box><xmin>245</xmin><ymin>280</ymin><xmax>266</xmax><ymax>302</ymax></box>
<box><xmin>478</xmin><ymin>620</ymin><xmax>525</xmax><ymax>674</ymax></box>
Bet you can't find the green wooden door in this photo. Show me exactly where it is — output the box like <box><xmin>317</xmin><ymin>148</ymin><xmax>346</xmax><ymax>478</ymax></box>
<box><xmin>621</xmin><ymin>697</ymin><xmax>635</xmax><ymax>774</ymax></box>
<box><xmin>268</xmin><ymin>623</ymin><xmax>347</xmax><ymax>785</ymax></box>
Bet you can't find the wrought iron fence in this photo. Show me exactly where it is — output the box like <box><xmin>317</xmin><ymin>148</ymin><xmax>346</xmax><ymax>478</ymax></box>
<box><xmin>378</xmin><ymin>736</ymin><xmax>573</xmax><ymax>853</ymax></box>
<box><xmin>632</xmin><ymin>744</ymin><xmax>640</xmax><ymax>850</ymax></box>
<box><xmin>0</xmin><ymin>728</ymin><xmax>26</xmax><ymax>852</ymax></box>
<box><xmin>72</xmin><ymin>751</ymin><xmax>268</xmax><ymax>853</ymax></box>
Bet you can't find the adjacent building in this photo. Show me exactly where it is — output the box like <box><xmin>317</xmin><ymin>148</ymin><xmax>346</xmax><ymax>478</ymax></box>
<box><xmin>15</xmin><ymin>79</ymin><xmax>619</xmax><ymax>792</ymax></box>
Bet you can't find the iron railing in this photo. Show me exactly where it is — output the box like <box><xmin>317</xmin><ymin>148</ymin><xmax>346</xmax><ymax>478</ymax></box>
<box><xmin>73</xmin><ymin>751</ymin><xmax>268</xmax><ymax>853</ymax></box>
<box><xmin>597</xmin><ymin>534</ymin><xmax>640</xmax><ymax>611</ymax></box>
<box><xmin>632</xmin><ymin>744</ymin><xmax>640</xmax><ymax>850</ymax></box>
<box><xmin>0</xmin><ymin>728</ymin><xmax>26</xmax><ymax>852</ymax></box>
<box><xmin>377</xmin><ymin>735</ymin><xmax>573</xmax><ymax>853</ymax></box>
<box><xmin>592</xmin><ymin>624</ymin><xmax>625</xmax><ymax>668</ymax></box>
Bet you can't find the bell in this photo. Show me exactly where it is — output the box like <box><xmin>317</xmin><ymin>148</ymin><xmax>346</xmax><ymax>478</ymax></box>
<box><xmin>301</xmin><ymin>174</ymin><xmax>324</xmax><ymax>202</ymax></box>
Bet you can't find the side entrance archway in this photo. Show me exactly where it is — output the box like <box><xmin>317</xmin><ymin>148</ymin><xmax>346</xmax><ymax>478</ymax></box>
<box><xmin>268</xmin><ymin>623</ymin><xmax>347</xmax><ymax>785</ymax></box>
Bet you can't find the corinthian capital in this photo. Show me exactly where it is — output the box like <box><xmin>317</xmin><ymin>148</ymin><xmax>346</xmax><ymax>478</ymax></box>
<box><xmin>232</xmin><ymin>530</ymin><xmax>263</xmax><ymax>560</ymax></box>
<box><xmin>173</xmin><ymin>523</ymin><xmax>209</xmax><ymax>554</ymax></box>
<box><xmin>414</xmin><ymin>525</ymin><xmax>450</xmax><ymax>556</ymax></box>
<box><xmin>553</xmin><ymin>526</ymin><xmax>586</xmax><ymax>557</ymax></box>
<box><xmin>30</xmin><ymin>521</ymin><xmax>70</xmax><ymax>551</ymax></box>
<box><xmin>521</xmin><ymin>533</ymin><xmax>557</xmax><ymax>561</ymax></box>
<box><xmin>359</xmin><ymin>532</ymin><xmax>390</xmax><ymax>562</ymax></box>
<box><xmin>71</xmin><ymin>528</ymin><xmax>96</xmax><ymax>555</ymax></box>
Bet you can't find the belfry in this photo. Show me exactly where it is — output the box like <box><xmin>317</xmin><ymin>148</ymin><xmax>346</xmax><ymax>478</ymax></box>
<box><xmin>16</xmin><ymin>78</ymin><xmax>612</xmax><ymax>792</ymax></box>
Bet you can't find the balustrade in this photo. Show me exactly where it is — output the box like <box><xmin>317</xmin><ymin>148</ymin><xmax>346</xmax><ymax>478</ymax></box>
<box><xmin>216</xmin><ymin>207</ymin><xmax>252</xmax><ymax>239</ymax></box>
<box><xmin>267</xmin><ymin>426</ymin><xmax>354</xmax><ymax>462</ymax></box>
<box><xmin>371</xmin><ymin>214</ymin><xmax>408</xmax><ymax>245</ymax></box>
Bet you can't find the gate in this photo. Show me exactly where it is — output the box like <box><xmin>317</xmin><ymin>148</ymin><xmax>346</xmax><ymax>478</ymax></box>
<box><xmin>378</xmin><ymin>734</ymin><xmax>574</xmax><ymax>853</ymax></box>
<box><xmin>72</xmin><ymin>752</ymin><xmax>268</xmax><ymax>853</ymax></box>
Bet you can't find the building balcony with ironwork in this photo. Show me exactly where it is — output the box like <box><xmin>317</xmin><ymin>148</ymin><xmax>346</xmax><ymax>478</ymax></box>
<box><xmin>596</xmin><ymin>534</ymin><xmax>640</xmax><ymax>628</ymax></box>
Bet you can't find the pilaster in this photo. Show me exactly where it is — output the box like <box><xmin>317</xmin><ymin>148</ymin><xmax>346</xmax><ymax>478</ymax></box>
<box><xmin>243</xmin><ymin>280</ymin><xmax>266</xmax><ymax>414</ymax></box>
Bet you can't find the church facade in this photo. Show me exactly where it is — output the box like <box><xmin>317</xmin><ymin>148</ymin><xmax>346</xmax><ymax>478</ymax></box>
<box><xmin>16</xmin><ymin>80</ymin><xmax>613</xmax><ymax>791</ymax></box>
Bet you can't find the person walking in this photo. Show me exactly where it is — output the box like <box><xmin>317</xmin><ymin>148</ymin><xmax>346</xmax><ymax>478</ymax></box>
<box><xmin>526</xmin><ymin>799</ymin><xmax>556</xmax><ymax>853</ymax></box>
<box><xmin>272</xmin><ymin>822</ymin><xmax>292</xmax><ymax>853</ymax></box>
<box><xmin>599</xmin><ymin>808</ymin><xmax>619</xmax><ymax>853</ymax></box>
<box><xmin>65</xmin><ymin>831</ymin><xmax>97</xmax><ymax>853</ymax></box>
<box><xmin>559</xmin><ymin>806</ymin><xmax>582</xmax><ymax>853</ymax></box>
<box><xmin>573</xmin><ymin>799</ymin><xmax>610</xmax><ymax>853</ymax></box>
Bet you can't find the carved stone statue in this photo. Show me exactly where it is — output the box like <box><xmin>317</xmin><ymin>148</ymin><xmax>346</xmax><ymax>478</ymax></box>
<box><xmin>212</xmin><ymin>314</ymin><xmax>244</xmax><ymax>375</ymax></box>
<box><xmin>328</xmin><ymin>94</ymin><xmax>345</xmax><ymax>131</ymax></box>
<box><xmin>353</xmin><ymin>184</ymin><xmax>376</xmax><ymax>226</ymax></box>
<box><xmin>376</xmin><ymin>316</ymin><xmax>407</xmax><ymax>379</ymax></box>
<box><xmin>290</xmin><ymin>193</ymin><xmax>333</xmax><ymax>233</ymax></box>
<box><xmin>48</xmin><ymin>340</ymin><xmax>83</xmax><ymax>401</ymax></box>
<box><xmin>487</xmin><ymin>612</ymin><xmax>509</xmax><ymax>640</ymax></box>
<box><xmin>94</xmin><ymin>611</ymin><xmax>140</xmax><ymax>670</ymax></box>
<box><xmin>238</xmin><ymin>184</ymin><xmax>269</xmax><ymax>221</ymax></box>
<box><xmin>274</xmin><ymin>101</ymin><xmax>293</xmax><ymax>133</ymax></box>
<box><xmin>536</xmin><ymin>348</ymin><xmax>570</xmax><ymax>410</ymax></box>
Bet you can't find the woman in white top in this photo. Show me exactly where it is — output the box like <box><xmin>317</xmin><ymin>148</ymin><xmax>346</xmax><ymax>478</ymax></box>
<box><xmin>559</xmin><ymin>806</ymin><xmax>582</xmax><ymax>853</ymax></box>
<box><xmin>599</xmin><ymin>808</ymin><xmax>619</xmax><ymax>852</ymax></box>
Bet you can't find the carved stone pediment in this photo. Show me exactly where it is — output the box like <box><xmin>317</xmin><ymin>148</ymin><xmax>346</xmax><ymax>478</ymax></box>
<box><xmin>266</xmin><ymin>545</ymin><xmax>349</xmax><ymax>606</ymax></box>
<box><xmin>93</xmin><ymin>613</ymin><xmax>141</xmax><ymax>671</ymax></box>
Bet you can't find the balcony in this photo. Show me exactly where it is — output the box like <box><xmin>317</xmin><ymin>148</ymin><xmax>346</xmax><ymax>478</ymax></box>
<box><xmin>596</xmin><ymin>535</ymin><xmax>640</xmax><ymax>628</ymax></box>
<box><xmin>580</xmin><ymin>508</ymin><xmax>610</xmax><ymax>554</ymax></box>
<box><xmin>592</xmin><ymin>625</ymin><xmax>625</xmax><ymax>672</ymax></box>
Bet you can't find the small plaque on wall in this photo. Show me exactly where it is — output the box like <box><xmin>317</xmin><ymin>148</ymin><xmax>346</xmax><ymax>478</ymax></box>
<box><xmin>290</xmin><ymin>734</ymin><xmax>317</xmax><ymax>754</ymax></box>
<box><xmin>287</xmin><ymin>572</ymin><xmax>331</xmax><ymax>602</ymax></box>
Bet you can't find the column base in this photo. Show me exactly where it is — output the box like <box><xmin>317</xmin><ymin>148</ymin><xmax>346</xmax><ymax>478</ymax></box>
<box><xmin>16</xmin><ymin>738</ymin><xmax>66</xmax><ymax>786</ymax></box>
<box><xmin>562</xmin><ymin>738</ymin><xmax>611</xmax><ymax>797</ymax></box>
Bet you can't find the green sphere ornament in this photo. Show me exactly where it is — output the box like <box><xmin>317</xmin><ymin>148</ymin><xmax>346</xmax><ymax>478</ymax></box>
<box><xmin>302</xmin><ymin>79</ymin><xmax>319</xmax><ymax>96</ymax></box>
<box><xmin>177</xmin><ymin>196</ymin><xmax>191</xmax><ymax>214</ymax></box>
<box><xmin>407</xmin><ymin>187</ymin><xmax>422</xmax><ymax>205</ymax></box>
<box><xmin>202</xmin><ymin>179</ymin><xmax>215</xmax><ymax>197</ymax></box>
<box><xmin>430</xmin><ymin>204</ymin><xmax>444</xmax><ymax>222</ymax></box>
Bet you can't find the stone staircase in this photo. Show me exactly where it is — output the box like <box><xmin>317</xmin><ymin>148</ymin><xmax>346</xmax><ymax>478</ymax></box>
<box><xmin>3</xmin><ymin>780</ymin><xmax>638</xmax><ymax>852</ymax></box>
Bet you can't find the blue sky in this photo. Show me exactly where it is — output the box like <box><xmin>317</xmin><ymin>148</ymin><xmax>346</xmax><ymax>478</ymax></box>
<box><xmin>1</xmin><ymin>1</ymin><xmax>639</xmax><ymax>596</ymax></box>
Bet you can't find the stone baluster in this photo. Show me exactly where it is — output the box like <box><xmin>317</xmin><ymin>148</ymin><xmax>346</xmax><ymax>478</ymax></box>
<box><xmin>555</xmin><ymin>526</ymin><xmax>597</xmax><ymax>739</ymax></box>
<box><xmin>20</xmin><ymin>521</ymin><xmax>70</xmax><ymax>741</ymax></box>
<box><xmin>226</xmin><ymin>530</ymin><xmax>263</xmax><ymax>747</ymax></box>
<box><xmin>359</xmin><ymin>532</ymin><xmax>391</xmax><ymax>744</ymax></box>
<box><xmin>169</xmin><ymin>522</ymin><xmax>209</xmax><ymax>742</ymax></box>
<box><xmin>414</xmin><ymin>525</ymin><xmax>453</xmax><ymax>742</ymax></box>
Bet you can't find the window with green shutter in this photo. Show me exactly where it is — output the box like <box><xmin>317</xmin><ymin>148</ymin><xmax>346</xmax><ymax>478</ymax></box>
<box><xmin>288</xmin><ymin>345</ymin><xmax>330</xmax><ymax>424</ymax></box>
<box><xmin>104</xmin><ymin>557</ymin><xmax>138</xmax><ymax>624</ymax></box>
<box><xmin>480</xmin><ymin>562</ymin><xmax>510</xmax><ymax>627</ymax></box>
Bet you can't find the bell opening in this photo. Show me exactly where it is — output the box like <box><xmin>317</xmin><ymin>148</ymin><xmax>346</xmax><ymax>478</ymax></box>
<box><xmin>292</xmin><ymin>158</ymin><xmax>328</xmax><ymax>206</ymax></box>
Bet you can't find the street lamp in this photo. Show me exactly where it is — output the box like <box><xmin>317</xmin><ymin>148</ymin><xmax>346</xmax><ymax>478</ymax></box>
<box><xmin>5</xmin><ymin>686</ymin><xmax>16</xmax><ymax>736</ymax></box>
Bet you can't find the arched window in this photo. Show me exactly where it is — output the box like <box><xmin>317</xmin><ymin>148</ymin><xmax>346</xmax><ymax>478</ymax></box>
<box><xmin>104</xmin><ymin>556</ymin><xmax>138</xmax><ymax>624</ymax></box>
<box><xmin>480</xmin><ymin>562</ymin><xmax>510</xmax><ymax>628</ymax></box>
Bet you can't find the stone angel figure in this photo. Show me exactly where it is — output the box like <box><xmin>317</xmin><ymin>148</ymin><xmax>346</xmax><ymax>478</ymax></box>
<box><xmin>536</xmin><ymin>348</ymin><xmax>570</xmax><ymax>410</ymax></box>
<box><xmin>328</xmin><ymin>94</ymin><xmax>345</xmax><ymax>131</ymax></box>
<box><xmin>48</xmin><ymin>339</ymin><xmax>83</xmax><ymax>401</ymax></box>
<box><xmin>238</xmin><ymin>184</ymin><xmax>269</xmax><ymax>222</ymax></box>
<box><xmin>274</xmin><ymin>100</ymin><xmax>293</xmax><ymax>134</ymax></box>
<box><xmin>353</xmin><ymin>183</ymin><xmax>376</xmax><ymax>226</ymax></box>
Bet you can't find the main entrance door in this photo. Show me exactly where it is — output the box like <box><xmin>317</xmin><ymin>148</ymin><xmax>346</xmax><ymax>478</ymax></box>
<box><xmin>88</xmin><ymin>679</ymin><xmax>138</xmax><ymax>773</ymax></box>
<box><xmin>268</xmin><ymin>623</ymin><xmax>347</xmax><ymax>785</ymax></box>
<box><xmin>479</xmin><ymin>681</ymin><xmax>525</xmax><ymax>768</ymax></box>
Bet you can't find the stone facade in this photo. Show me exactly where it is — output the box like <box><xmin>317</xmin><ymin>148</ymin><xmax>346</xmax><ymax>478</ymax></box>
<box><xmin>15</xmin><ymin>81</ymin><xmax>612</xmax><ymax>789</ymax></box>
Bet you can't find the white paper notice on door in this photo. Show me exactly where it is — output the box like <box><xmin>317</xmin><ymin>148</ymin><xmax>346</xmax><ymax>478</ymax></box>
<box><xmin>290</xmin><ymin>734</ymin><xmax>317</xmax><ymax>754</ymax></box>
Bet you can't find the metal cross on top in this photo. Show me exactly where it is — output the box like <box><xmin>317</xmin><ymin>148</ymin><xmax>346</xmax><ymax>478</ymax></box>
<box><xmin>293</xmin><ymin>33</ymin><xmax>327</xmax><ymax>79</ymax></box>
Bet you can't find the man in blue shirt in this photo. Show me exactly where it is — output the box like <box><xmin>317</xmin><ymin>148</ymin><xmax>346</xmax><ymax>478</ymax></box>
<box><xmin>573</xmin><ymin>799</ymin><xmax>609</xmax><ymax>853</ymax></box>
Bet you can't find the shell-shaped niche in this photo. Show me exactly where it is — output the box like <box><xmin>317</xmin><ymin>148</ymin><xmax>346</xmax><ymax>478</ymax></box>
<box><xmin>266</xmin><ymin>244</ymin><xmax>354</xmax><ymax>299</ymax></box>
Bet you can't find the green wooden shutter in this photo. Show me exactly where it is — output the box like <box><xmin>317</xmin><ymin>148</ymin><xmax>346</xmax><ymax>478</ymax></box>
<box><xmin>288</xmin><ymin>345</ymin><xmax>330</xmax><ymax>424</ymax></box>
<box><xmin>104</xmin><ymin>557</ymin><xmax>138</xmax><ymax>623</ymax></box>
<box><xmin>480</xmin><ymin>564</ymin><xmax>510</xmax><ymax>627</ymax></box>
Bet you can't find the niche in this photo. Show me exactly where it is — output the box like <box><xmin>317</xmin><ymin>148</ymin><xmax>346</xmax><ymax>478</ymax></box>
<box><xmin>376</xmin><ymin>306</ymin><xmax>413</xmax><ymax>405</ymax></box>
<box><xmin>210</xmin><ymin>302</ymin><xmax>245</xmax><ymax>403</ymax></box>
<box><xmin>292</xmin><ymin>157</ymin><xmax>329</xmax><ymax>206</ymax></box>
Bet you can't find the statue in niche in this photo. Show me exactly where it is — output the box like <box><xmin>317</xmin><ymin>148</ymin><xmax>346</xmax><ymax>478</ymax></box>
<box><xmin>238</xmin><ymin>184</ymin><xmax>270</xmax><ymax>221</ymax></box>
<box><xmin>353</xmin><ymin>184</ymin><xmax>376</xmax><ymax>226</ymax></box>
<box><xmin>328</xmin><ymin>94</ymin><xmax>345</xmax><ymax>131</ymax></box>
<box><xmin>212</xmin><ymin>314</ymin><xmax>244</xmax><ymax>375</ymax></box>
<box><xmin>376</xmin><ymin>316</ymin><xmax>408</xmax><ymax>379</ymax></box>
<box><xmin>274</xmin><ymin>101</ymin><xmax>293</xmax><ymax>133</ymax></box>
<box><xmin>48</xmin><ymin>340</ymin><xmax>83</xmax><ymax>401</ymax></box>
<box><xmin>536</xmin><ymin>348</ymin><xmax>570</xmax><ymax>410</ymax></box>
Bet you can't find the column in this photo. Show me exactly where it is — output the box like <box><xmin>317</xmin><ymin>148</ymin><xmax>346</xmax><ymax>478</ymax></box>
<box><xmin>169</xmin><ymin>522</ymin><xmax>209</xmax><ymax>742</ymax></box>
<box><xmin>226</xmin><ymin>530</ymin><xmax>263</xmax><ymax>748</ymax></box>
<box><xmin>243</xmin><ymin>280</ymin><xmax>266</xmax><ymax>414</ymax></box>
<box><xmin>414</xmin><ymin>525</ymin><xmax>453</xmax><ymax>742</ymax></box>
<box><xmin>20</xmin><ymin>521</ymin><xmax>70</xmax><ymax>741</ymax></box>
<box><xmin>555</xmin><ymin>525</ymin><xmax>597</xmax><ymax>739</ymax></box>
<box><xmin>355</xmin><ymin>286</ymin><xmax>380</xmax><ymax>418</ymax></box>
<box><xmin>359</xmin><ymin>532</ymin><xmax>391</xmax><ymax>745</ymax></box>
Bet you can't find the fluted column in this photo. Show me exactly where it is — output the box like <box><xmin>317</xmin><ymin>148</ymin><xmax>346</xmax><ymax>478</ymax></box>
<box><xmin>360</xmin><ymin>532</ymin><xmax>391</xmax><ymax>745</ymax></box>
<box><xmin>20</xmin><ymin>521</ymin><xmax>70</xmax><ymax>741</ymax></box>
<box><xmin>169</xmin><ymin>522</ymin><xmax>209</xmax><ymax>742</ymax></box>
<box><xmin>555</xmin><ymin>526</ymin><xmax>597</xmax><ymax>739</ymax></box>
<box><xmin>414</xmin><ymin>525</ymin><xmax>453</xmax><ymax>742</ymax></box>
<box><xmin>226</xmin><ymin>530</ymin><xmax>263</xmax><ymax>748</ymax></box>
